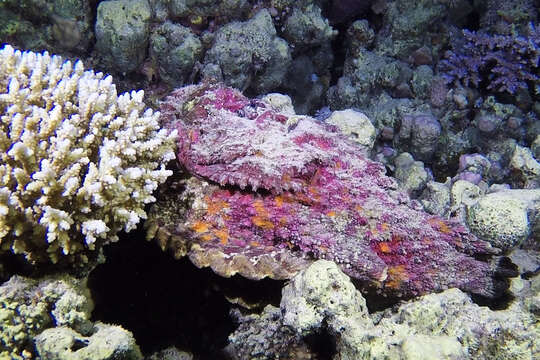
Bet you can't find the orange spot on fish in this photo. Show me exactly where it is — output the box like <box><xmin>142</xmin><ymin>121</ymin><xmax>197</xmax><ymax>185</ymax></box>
<box><xmin>386</xmin><ymin>265</ymin><xmax>409</xmax><ymax>289</ymax></box>
<box><xmin>379</xmin><ymin>242</ymin><xmax>391</xmax><ymax>253</ymax></box>
<box><xmin>200</xmin><ymin>233</ymin><xmax>213</xmax><ymax>241</ymax></box>
<box><xmin>213</xmin><ymin>228</ymin><xmax>229</xmax><ymax>245</ymax></box>
<box><xmin>282</xmin><ymin>173</ymin><xmax>291</xmax><ymax>183</ymax></box>
<box><xmin>252</xmin><ymin>216</ymin><xmax>274</xmax><ymax>229</ymax></box>
<box><xmin>250</xmin><ymin>241</ymin><xmax>259</xmax><ymax>247</ymax></box>
<box><xmin>206</xmin><ymin>197</ymin><xmax>229</xmax><ymax>215</ymax></box>
<box><xmin>326</xmin><ymin>211</ymin><xmax>336</xmax><ymax>217</ymax></box>
<box><xmin>428</xmin><ymin>218</ymin><xmax>452</xmax><ymax>234</ymax></box>
<box><xmin>191</xmin><ymin>221</ymin><xmax>210</xmax><ymax>233</ymax></box>
<box><xmin>253</xmin><ymin>199</ymin><xmax>268</xmax><ymax>216</ymax></box>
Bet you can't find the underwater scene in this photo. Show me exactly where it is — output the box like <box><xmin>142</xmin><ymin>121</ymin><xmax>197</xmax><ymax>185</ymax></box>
<box><xmin>0</xmin><ymin>0</ymin><xmax>539</xmax><ymax>359</ymax></box>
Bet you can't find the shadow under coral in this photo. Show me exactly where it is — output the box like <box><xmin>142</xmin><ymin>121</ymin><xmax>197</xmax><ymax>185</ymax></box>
<box><xmin>88</xmin><ymin>226</ymin><xmax>284</xmax><ymax>358</ymax></box>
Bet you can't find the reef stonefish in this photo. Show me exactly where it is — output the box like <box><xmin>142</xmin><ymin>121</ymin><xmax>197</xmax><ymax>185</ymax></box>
<box><xmin>147</xmin><ymin>84</ymin><xmax>512</xmax><ymax>299</ymax></box>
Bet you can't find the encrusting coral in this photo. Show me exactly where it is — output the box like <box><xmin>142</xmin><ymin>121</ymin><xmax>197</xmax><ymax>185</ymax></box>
<box><xmin>0</xmin><ymin>274</ymin><xmax>143</xmax><ymax>360</ymax></box>
<box><xmin>148</xmin><ymin>83</ymin><xmax>515</xmax><ymax>299</ymax></box>
<box><xmin>0</xmin><ymin>45</ymin><xmax>177</xmax><ymax>264</ymax></box>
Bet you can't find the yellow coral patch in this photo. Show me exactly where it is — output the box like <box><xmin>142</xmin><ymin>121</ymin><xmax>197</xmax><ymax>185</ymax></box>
<box><xmin>380</xmin><ymin>223</ymin><xmax>389</xmax><ymax>232</ymax></box>
<box><xmin>326</xmin><ymin>211</ymin><xmax>336</xmax><ymax>217</ymax></box>
<box><xmin>275</xmin><ymin>196</ymin><xmax>284</xmax><ymax>207</ymax></box>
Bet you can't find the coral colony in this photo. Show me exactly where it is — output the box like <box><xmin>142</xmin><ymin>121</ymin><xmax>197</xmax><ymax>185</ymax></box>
<box><xmin>440</xmin><ymin>23</ymin><xmax>540</xmax><ymax>94</ymax></box>
<box><xmin>150</xmin><ymin>84</ymin><xmax>507</xmax><ymax>299</ymax></box>
<box><xmin>0</xmin><ymin>45</ymin><xmax>176</xmax><ymax>263</ymax></box>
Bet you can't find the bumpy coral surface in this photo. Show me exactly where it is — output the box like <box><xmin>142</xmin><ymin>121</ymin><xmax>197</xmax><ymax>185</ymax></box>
<box><xmin>150</xmin><ymin>83</ymin><xmax>509</xmax><ymax>298</ymax></box>
<box><xmin>0</xmin><ymin>45</ymin><xmax>177</xmax><ymax>263</ymax></box>
<box><xmin>227</xmin><ymin>261</ymin><xmax>539</xmax><ymax>360</ymax></box>
<box><xmin>0</xmin><ymin>275</ymin><xmax>142</xmax><ymax>360</ymax></box>
<box><xmin>0</xmin><ymin>275</ymin><xmax>91</xmax><ymax>359</ymax></box>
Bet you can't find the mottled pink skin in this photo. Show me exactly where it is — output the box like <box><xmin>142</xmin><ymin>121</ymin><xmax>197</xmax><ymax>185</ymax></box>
<box><xmin>160</xmin><ymin>84</ymin><xmax>503</xmax><ymax>298</ymax></box>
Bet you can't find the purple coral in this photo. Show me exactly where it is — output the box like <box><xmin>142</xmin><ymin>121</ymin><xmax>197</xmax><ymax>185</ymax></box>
<box><xmin>154</xmin><ymin>83</ymin><xmax>512</xmax><ymax>299</ymax></box>
<box><xmin>439</xmin><ymin>23</ymin><xmax>540</xmax><ymax>94</ymax></box>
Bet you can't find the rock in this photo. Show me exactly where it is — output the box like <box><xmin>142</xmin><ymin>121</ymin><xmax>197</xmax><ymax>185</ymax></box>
<box><xmin>326</xmin><ymin>109</ymin><xmax>376</xmax><ymax>149</ymax></box>
<box><xmin>510</xmin><ymin>145</ymin><xmax>540</xmax><ymax>188</ymax></box>
<box><xmin>531</xmin><ymin>135</ymin><xmax>540</xmax><ymax>160</ymax></box>
<box><xmin>226</xmin><ymin>305</ymin><xmax>311</xmax><ymax>360</ymax></box>
<box><xmin>281</xmin><ymin>260</ymin><xmax>372</xmax><ymax>336</ymax></box>
<box><xmin>227</xmin><ymin>260</ymin><xmax>539</xmax><ymax>360</ymax></box>
<box><xmin>507</xmin><ymin>249</ymin><xmax>540</xmax><ymax>275</ymax></box>
<box><xmin>281</xmin><ymin>55</ymin><xmax>327</xmax><ymax>114</ymax></box>
<box><xmin>419</xmin><ymin>181</ymin><xmax>451</xmax><ymax>216</ymax></box>
<box><xmin>375</xmin><ymin>0</ymin><xmax>446</xmax><ymax>58</ymax></box>
<box><xmin>0</xmin><ymin>0</ymin><xmax>93</xmax><ymax>52</ymax></box>
<box><xmin>394</xmin><ymin>152</ymin><xmax>431</xmax><ymax>196</ymax></box>
<box><xmin>410</xmin><ymin>64</ymin><xmax>434</xmax><ymax>99</ymax></box>
<box><xmin>0</xmin><ymin>275</ymin><xmax>92</xmax><ymax>358</ymax></box>
<box><xmin>409</xmin><ymin>46</ymin><xmax>433</xmax><ymax>65</ymax></box>
<box><xmin>0</xmin><ymin>274</ymin><xmax>143</xmax><ymax>359</ymax></box>
<box><xmin>326</xmin><ymin>50</ymin><xmax>412</xmax><ymax>111</ymax></box>
<box><xmin>149</xmin><ymin>22</ymin><xmax>203</xmax><ymax>86</ymax></box>
<box><xmin>377</xmin><ymin>288</ymin><xmax>538</xmax><ymax>359</ymax></box>
<box><xmin>450</xmin><ymin>179</ymin><xmax>483</xmax><ymax>212</ymax></box>
<box><xmin>282</xmin><ymin>4</ymin><xmax>336</xmax><ymax>48</ymax></box>
<box><xmin>34</xmin><ymin>323</ymin><xmax>142</xmax><ymax>360</ymax></box>
<box><xmin>346</xmin><ymin>20</ymin><xmax>375</xmax><ymax>51</ymax></box>
<box><xmin>261</xmin><ymin>93</ymin><xmax>296</xmax><ymax>115</ymax></box>
<box><xmin>167</xmin><ymin>0</ymin><xmax>248</xmax><ymax>20</ymax></box>
<box><xmin>458</xmin><ymin>153</ymin><xmax>491</xmax><ymax>177</ymax></box>
<box><xmin>475</xmin><ymin>112</ymin><xmax>503</xmax><ymax>134</ymax></box>
<box><xmin>95</xmin><ymin>0</ymin><xmax>152</xmax><ymax>73</ymax></box>
<box><xmin>396</xmin><ymin>114</ymin><xmax>441</xmax><ymax>162</ymax></box>
<box><xmin>466</xmin><ymin>189</ymin><xmax>540</xmax><ymax>251</ymax></box>
<box><xmin>147</xmin><ymin>346</ymin><xmax>193</xmax><ymax>360</ymax></box>
<box><xmin>202</xmin><ymin>9</ymin><xmax>291</xmax><ymax>93</ymax></box>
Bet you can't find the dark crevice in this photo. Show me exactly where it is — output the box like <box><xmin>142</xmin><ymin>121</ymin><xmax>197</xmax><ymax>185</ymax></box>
<box><xmin>329</xmin><ymin>22</ymin><xmax>349</xmax><ymax>88</ymax></box>
<box><xmin>303</xmin><ymin>326</ymin><xmax>336</xmax><ymax>360</ymax></box>
<box><xmin>88</xmin><ymin>226</ymin><xmax>283</xmax><ymax>358</ymax></box>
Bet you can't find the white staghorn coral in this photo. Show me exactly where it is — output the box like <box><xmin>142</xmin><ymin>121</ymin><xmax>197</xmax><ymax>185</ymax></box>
<box><xmin>0</xmin><ymin>45</ymin><xmax>177</xmax><ymax>263</ymax></box>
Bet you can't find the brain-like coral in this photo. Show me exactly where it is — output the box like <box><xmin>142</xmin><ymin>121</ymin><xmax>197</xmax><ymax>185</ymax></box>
<box><xmin>0</xmin><ymin>45</ymin><xmax>177</xmax><ymax>263</ymax></box>
<box><xmin>149</xmin><ymin>83</ymin><xmax>511</xmax><ymax>298</ymax></box>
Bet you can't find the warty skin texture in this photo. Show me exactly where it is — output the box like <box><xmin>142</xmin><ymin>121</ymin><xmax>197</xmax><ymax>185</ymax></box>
<box><xmin>150</xmin><ymin>83</ymin><xmax>511</xmax><ymax>299</ymax></box>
